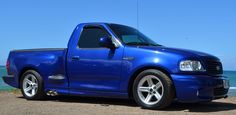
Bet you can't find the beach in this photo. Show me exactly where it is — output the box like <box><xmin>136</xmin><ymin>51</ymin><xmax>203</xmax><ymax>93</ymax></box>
<box><xmin>0</xmin><ymin>91</ymin><xmax>236</xmax><ymax>115</ymax></box>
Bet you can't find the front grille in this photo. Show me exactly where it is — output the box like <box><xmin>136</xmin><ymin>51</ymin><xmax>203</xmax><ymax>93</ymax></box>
<box><xmin>214</xmin><ymin>87</ymin><xmax>228</xmax><ymax>96</ymax></box>
<box><xmin>205</xmin><ymin>60</ymin><xmax>223</xmax><ymax>75</ymax></box>
<box><xmin>203</xmin><ymin>56</ymin><xmax>223</xmax><ymax>76</ymax></box>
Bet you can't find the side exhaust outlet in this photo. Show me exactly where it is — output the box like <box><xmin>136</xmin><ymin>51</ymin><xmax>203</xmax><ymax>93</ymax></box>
<box><xmin>46</xmin><ymin>90</ymin><xmax>58</xmax><ymax>96</ymax></box>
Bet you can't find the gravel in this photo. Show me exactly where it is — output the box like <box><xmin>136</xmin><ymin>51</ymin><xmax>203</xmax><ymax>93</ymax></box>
<box><xmin>1</xmin><ymin>92</ymin><xmax>236</xmax><ymax>115</ymax></box>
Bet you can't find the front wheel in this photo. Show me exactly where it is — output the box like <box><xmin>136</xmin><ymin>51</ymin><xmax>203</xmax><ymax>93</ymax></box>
<box><xmin>133</xmin><ymin>69</ymin><xmax>174</xmax><ymax>109</ymax></box>
<box><xmin>20</xmin><ymin>70</ymin><xmax>45</xmax><ymax>100</ymax></box>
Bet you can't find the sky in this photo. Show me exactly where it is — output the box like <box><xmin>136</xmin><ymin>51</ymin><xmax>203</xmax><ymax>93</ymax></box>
<box><xmin>0</xmin><ymin>0</ymin><xmax>236</xmax><ymax>70</ymax></box>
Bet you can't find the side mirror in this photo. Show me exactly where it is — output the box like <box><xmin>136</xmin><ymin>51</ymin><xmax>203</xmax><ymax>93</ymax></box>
<box><xmin>99</xmin><ymin>37</ymin><xmax>116</xmax><ymax>49</ymax></box>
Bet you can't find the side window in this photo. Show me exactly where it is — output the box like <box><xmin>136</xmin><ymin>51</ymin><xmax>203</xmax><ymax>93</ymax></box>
<box><xmin>78</xmin><ymin>27</ymin><xmax>110</xmax><ymax>48</ymax></box>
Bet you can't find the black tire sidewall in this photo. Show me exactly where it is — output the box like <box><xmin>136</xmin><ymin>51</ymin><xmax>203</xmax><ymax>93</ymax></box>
<box><xmin>133</xmin><ymin>69</ymin><xmax>174</xmax><ymax>109</ymax></box>
<box><xmin>20</xmin><ymin>70</ymin><xmax>45</xmax><ymax>100</ymax></box>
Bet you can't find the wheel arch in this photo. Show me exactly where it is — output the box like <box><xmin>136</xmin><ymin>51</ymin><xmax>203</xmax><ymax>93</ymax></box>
<box><xmin>18</xmin><ymin>66</ymin><xmax>41</xmax><ymax>88</ymax></box>
<box><xmin>127</xmin><ymin>66</ymin><xmax>176</xmax><ymax>99</ymax></box>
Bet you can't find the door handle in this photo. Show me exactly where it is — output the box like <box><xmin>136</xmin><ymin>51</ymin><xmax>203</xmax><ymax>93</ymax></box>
<box><xmin>71</xmin><ymin>56</ymin><xmax>80</xmax><ymax>61</ymax></box>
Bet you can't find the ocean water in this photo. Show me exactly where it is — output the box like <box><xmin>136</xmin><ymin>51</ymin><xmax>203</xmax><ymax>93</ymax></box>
<box><xmin>0</xmin><ymin>66</ymin><xmax>14</xmax><ymax>90</ymax></box>
<box><xmin>0</xmin><ymin>66</ymin><xmax>235</xmax><ymax>95</ymax></box>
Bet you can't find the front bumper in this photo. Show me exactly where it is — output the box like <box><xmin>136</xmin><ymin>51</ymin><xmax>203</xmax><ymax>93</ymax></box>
<box><xmin>171</xmin><ymin>74</ymin><xmax>229</xmax><ymax>102</ymax></box>
<box><xmin>2</xmin><ymin>75</ymin><xmax>17</xmax><ymax>88</ymax></box>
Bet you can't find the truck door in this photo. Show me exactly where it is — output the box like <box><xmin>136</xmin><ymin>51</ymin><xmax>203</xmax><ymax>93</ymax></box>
<box><xmin>67</xmin><ymin>25</ymin><xmax>123</xmax><ymax>93</ymax></box>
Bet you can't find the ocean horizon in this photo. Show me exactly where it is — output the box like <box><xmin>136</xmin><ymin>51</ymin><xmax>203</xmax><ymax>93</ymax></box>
<box><xmin>0</xmin><ymin>65</ymin><xmax>235</xmax><ymax>96</ymax></box>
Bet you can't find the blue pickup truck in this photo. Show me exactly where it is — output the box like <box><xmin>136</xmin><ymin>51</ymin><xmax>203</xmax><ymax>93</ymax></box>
<box><xmin>3</xmin><ymin>23</ymin><xmax>229</xmax><ymax>109</ymax></box>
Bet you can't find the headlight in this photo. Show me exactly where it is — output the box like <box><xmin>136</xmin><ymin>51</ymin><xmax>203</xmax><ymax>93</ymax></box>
<box><xmin>179</xmin><ymin>60</ymin><xmax>205</xmax><ymax>71</ymax></box>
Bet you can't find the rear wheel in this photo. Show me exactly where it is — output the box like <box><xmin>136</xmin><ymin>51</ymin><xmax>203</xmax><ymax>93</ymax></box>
<box><xmin>20</xmin><ymin>70</ymin><xmax>45</xmax><ymax>100</ymax></box>
<box><xmin>132</xmin><ymin>69</ymin><xmax>174</xmax><ymax>109</ymax></box>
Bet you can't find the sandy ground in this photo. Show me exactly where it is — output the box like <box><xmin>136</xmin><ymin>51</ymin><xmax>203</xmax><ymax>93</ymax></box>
<box><xmin>0</xmin><ymin>92</ymin><xmax>236</xmax><ymax>115</ymax></box>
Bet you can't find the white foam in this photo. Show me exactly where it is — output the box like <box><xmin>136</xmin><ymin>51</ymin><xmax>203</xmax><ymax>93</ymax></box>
<box><xmin>230</xmin><ymin>87</ymin><xmax>236</xmax><ymax>90</ymax></box>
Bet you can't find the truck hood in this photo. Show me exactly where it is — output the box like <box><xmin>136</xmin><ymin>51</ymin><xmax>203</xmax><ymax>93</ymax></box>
<box><xmin>138</xmin><ymin>46</ymin><xmax>218</xmax><ymax>59</ymax></box>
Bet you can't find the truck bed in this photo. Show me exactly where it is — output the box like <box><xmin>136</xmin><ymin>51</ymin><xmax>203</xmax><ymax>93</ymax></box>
<box><xmin>8</xmin><ymin>48</ymin><xmax>68</xmax><ymax>88</ymax></box>
<box><xmin>12</xmin><ymin>48</ymin><xmax>66</xmax><ymax>52</ymax></box>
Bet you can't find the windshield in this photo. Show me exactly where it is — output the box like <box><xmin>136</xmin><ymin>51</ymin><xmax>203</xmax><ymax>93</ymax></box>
<box><xmin>109</xmin><ymin>24</ymin><xmax>161</xmax><ymax>46</ymax></box>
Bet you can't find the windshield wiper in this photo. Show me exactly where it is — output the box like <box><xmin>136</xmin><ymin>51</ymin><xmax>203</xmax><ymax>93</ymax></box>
<box><xmin>126</xmin><ymin>42</ymin><xmax>162</xmax><ymax>46</ymax></box>
<box><xmin>148</xmin><ymin>44</ymin><xmax>162</xmax><ymax>46</ymax></box>
<box><xmin>126</xmin><ymin>42</ymin><xmax>150</xmax><ymax>46</ymax></box>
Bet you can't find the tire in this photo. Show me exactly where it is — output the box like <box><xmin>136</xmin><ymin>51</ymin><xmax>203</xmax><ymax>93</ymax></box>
<box><xmin>132</xmin><ymin>69</ymin><xmax>174</xmax><ymax>109</ymax></box>
<box><xmin>20</xmin><ymin>70</ymin><xmax>46</xmax><ymax>100</ymax></box>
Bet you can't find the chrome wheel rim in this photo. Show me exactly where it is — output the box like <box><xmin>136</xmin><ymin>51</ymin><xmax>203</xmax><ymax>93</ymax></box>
<box><xmin>137</xmin><ymin>75</ymin><xmax>164</xmax><ymax>105</ymax></box>
<box><xmin>23</xmin><ymin>74</ymin><xmax>38</xmax><ymax>97</ymax></box>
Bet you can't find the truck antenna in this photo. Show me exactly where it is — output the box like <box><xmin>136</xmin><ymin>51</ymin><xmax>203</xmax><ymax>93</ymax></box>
<box><xmin>137</xmin><ymin>0</ymin><xmax>139</xmax><ymax>34</ymax></box>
